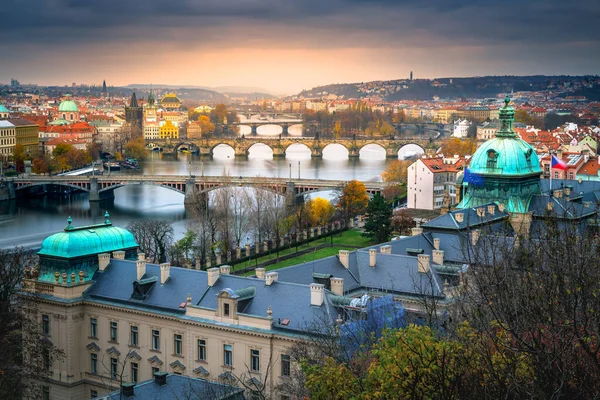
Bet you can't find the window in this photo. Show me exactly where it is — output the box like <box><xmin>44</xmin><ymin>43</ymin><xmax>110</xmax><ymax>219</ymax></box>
<box><xmin>569</xmin><ymin>172</ymin><xmax>574</xmax><ymax>180</ymax></box>
<box><xmin>251</xmin><ymin>349</ymin><xmax>260</xmax><ymax>372</ymax></box>
<box><xmin>224</xmin><ymin>344</ymin><xmax>232</xmax><ymax>366</ymax></box>
<box><xmin>152</xmin><ymin>329</ymin><xmax>160</xmax><ymax>350</ymax></box>
<box><xmin>130</xmin><ymin>326</ymin><xmax>138</xmax><ymax>347</ymax></box>
<box><xmin>224</xmin><ymin>303</ymin><xmax>230</xmax><ymax>317</ymax></box>
<box><xmin>110</xmin><ymin>357</ymin><xmax>118</xmax><ymax>379</ymax></box>
<box><xmin>42</xmin><ymin>386</ymin><xmax>50</xmax><ymax>400</ymax></box>
<box><xmin>90</xmin><ymin>390</ymin><xmax>98</xmax><ymax>398</ymax></box>
<box><xmin>197</xmin><ymin>339</ymin><xmax>207</xmax><ymax>361</ymax></box>
<box><xmin>486</xmin><ymin>149</ymin><xmax>498</xmax><ymax>169</ymax></box>
<box><xmin>554</xmin><ymin>171</ymin><xmax>559</xmax><ymax>179</ymax></box>
<box><xmin>110</xmin><ymin>321</ymin><xmax>118</xmax><ymax>342</ymax></box>
<box><xmin>91</xmin><ymin>353</ymin><xmax>98</xmax><ymax>375</ymax></box>
<box><xmin>281</xmin><ymin>354</ymin><xmax>291</xmax><ymax>376</ymax></box>
<box><xmin>42</xmin><ymin>314</ymin><xmax>50</xmax><ymax>335</ymax></box>
<box><xmin>174</xmin><ymin>334</ymin><xmax>183</xmax><ymax>356</ymax></box>
<box><xmin>43</xmin><ymin>348</ymin><xmax>51</xmax><ymax>370</ymax></box>
<box><xmin>152</xmin><ymin>366</ymin><xmax>160</xmax><ymax>375</ymax></box>
<box><xmin>131</xmin><ymin>362</ymin><xmax>138</xmax><ymax>383</ymax></box>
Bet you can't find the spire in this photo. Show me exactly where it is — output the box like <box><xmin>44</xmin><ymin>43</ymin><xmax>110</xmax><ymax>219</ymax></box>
<box><xmin>102</xmin><ymin>80</ymin><xmax>107</xmax><ymax>94</ymax></box>
<box><xmin>104</xmin><ymin>211</ymin><xmax>111</xmax><ymax>225</ymax></box>
<box><xmin>129</xmin><ymin>92</ymin><xmax>139</xmax><ymax>108</ymax></box>
<box><xmin>496</xmin><ymin>94</ymin><xmax>517</xmax><ymax>138</ymax></box>
<box><xmin>148</xmin><ymin>89</ymin><xmax>155</xmax><ymax>106</ymax></box>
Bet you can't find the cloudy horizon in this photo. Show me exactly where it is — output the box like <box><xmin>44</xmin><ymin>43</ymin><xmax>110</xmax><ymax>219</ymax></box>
<box><xmin>2</xmin><ymin>0</ymin><xmax>599</xmax><ymax>94</ymax></box>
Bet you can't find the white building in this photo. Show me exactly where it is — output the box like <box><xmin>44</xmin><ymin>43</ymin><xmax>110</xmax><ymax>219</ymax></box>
<box><xmin>407</xmin><ymin>155</ymin><xmax>467</xmax><ymax>210</ymax></box>
<box><xmin>0</xmin><ymin>120</ymin><xmax>16</xmax><ymax>158</ymax></box>
<box><xmin>452</xmin><ymin>119</ymin><xmax>471</xmax><ymax>138</ymax></box>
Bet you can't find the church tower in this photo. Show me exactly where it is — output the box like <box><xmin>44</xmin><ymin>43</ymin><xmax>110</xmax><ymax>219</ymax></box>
<box><xmin>125</xmin><ymin>92</ymin><xmax>143</xmax><ymax>137</ymax></box>
<box><xmin>101</xmin><ymin>80</ymin><xmax>108</xmax><ymax>96</ymax></box>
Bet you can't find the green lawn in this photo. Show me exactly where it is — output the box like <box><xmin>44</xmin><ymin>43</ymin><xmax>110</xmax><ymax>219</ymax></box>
<box><xmin>240</xmin><ymin>229</ymin><xmax>375</xmax><ymax>276</ymax></box>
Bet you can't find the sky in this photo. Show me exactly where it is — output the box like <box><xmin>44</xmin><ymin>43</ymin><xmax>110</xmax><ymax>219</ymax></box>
<box><xmin>1</xmin><ymin>0</ymin><xmax>599</xmax><ymax>94</ymax></box>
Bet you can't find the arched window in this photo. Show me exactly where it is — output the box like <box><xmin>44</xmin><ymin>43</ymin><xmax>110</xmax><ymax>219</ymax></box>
<box><xmin>525</xmin><ymin>148</ymin><xmax>533</xmax><ymax>165</ymax></box>
<box><xmin>486</xmin><ymin>149</ymin><xmax>498</xmax><ymax>169</ymax></box>
<box><xmin>70</xmin><ymin>114</ymin><xmax>74</xmax><ymax>120</ymax></box>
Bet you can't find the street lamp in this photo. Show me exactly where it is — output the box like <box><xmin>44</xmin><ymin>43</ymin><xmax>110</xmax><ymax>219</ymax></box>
<box><xmin>188</xmin><ymin>160</ymin><xmax>192</xmax><ymax>177</ymax></box>
<box><xmin>298</xmin><ymin>160</ymin><xmax>300</xmax><ymax>180</ymax></box>
<box><xmin>289</xmin><ymin>163</ymin><xmax>292</xmax><ymax>182</ymax></box>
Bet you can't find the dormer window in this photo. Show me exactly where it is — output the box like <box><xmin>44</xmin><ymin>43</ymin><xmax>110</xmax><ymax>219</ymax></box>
<box><xmin>224</xmin><ymin>303</ymin><xmax>230</xmax><ymax>317</ymax></box>
<box><xmin>486</xmin><ymin>149</ymin><xmax>498</xmax><ymax>169</ymax></box>
<box><xmin>525</xmin><ymin>148</ymin><xmax>533</xmax><ymax>164</ymax></box>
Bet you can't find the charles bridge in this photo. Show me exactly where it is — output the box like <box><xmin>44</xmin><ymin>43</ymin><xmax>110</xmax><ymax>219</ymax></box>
<box><xmin>151</xmin><ymin>136</ymin><xmax>433</xmax><ymax>158</ymax></box>
<box><xmin>5</xmin><ymin>175</ymin><xmax>387</xmax><ymax>207</ymax></box>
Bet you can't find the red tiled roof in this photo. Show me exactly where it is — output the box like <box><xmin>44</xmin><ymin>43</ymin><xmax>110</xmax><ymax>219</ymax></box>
<box><xmin>421</xmin><ymin>157</ymin><xmax>466</xmax><ymax>173</ymax></box>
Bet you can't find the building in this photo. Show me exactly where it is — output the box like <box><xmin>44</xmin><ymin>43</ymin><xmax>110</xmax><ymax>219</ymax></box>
<box><xmin>143</xmin><ymin>91</ymin><xmax>160</xmax><ymax>140</ymax></box>
<box><xmin>476</xmin><ymin>120</ymin><xmax>500</xmax><ymax>142</ymax></box>
<box><xmin>125</xmin><ymin>93</ymin><xmax>143</xmax><ymax>136</ymax></box>
<box><xmin>407</xmin><ymin>155</ymin><xmax>467</xmax><ymax>209</ymax></box>
<box><xmin>159</xmin><ymin>120</ymin><xmax>178</xmax><ymax>139</ymax></box>
<box><xmin>452</xmin><ymin>119</ymin><xmax>471</xmax><ymax>138</ymax></box>
<box><xmin>9</xmin><ymin>118</ymin><xmax>40</xmax><ymax>154</ymax></box>
<box><xmin>55</xmin><ymin>97</ymin><xmax>80</xmax><ymax>123</ymax></box>
<box><xmin>539</xmin><ymin>150</ymin><xmax>588</xmax><ymax>180</ymax></box>
<box><xmin>91</xmin><ymin>121</ymin><xmax>123</xmax><ymax>151</ymax></box>
<box><xmin>0</xmin><ymin>103</ymin><xmax>11</xmax><ymax>119</ymax></box>
<box><xmin>0</xmin><ymin>120</ymin><xmax>16</xmax><ymax>159</ymax></box>
<box><xmin>187</xmin><ymin>120</ymin><xmax>202</xmax><ymax>139</ymax></box>
<box><xmin>160</xmin><ymin>93</ymin><xmax>182</xmax><ymax>111</ymax></box>
<box><xmin>434</xmin><ymin>108</ymin><xmax>457</xmax><ymax>124</ymax></box>
<box><xmin>44</xmin><ymin>135</ymin><xmax>88</xmax><ymax>154</ymax></box>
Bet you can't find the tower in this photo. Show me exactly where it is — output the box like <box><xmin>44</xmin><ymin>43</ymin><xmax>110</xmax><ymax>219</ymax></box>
<box><xmin>102</xmin><ymin>80</ymin><xmax>107</xmax><ymax>95</ymax></box>
<box><xmin>410</xmin><ymin>71</ymin><xmax>413</xmax><ymax>81</ymax></box>
<box><xmin>125</xmin><ymin>92</ymin><xmax>143</xmax><ymax>137</ymax></box>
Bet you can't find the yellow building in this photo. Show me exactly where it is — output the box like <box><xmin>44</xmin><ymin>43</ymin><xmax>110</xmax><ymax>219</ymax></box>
<box><xmin>159</xmin><ymin>120</ymin><xmax>178</xmax><ymax>139</ymax></box>
<box><xmin>434</xmin><ymin>108</ymin><xmax>457</xmax><ymax>124</ymax></box>
<box><xmin>10</xmin><ymin>118</ymin><xmax>40</xmax><ymax>154</ymax></box>
<box><xmin>160</xmin><ymin>93</ymin><xmax>182</xmax><ymax>111</ymax></box>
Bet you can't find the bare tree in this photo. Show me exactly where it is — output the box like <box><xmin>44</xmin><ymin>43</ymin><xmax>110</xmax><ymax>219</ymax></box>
<box><xmin>127</xmin><ymin>220</ymin><xmax>174</xmax><ymax>263</ymax></box>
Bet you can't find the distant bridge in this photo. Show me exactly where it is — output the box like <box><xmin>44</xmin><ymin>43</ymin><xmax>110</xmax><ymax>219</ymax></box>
<box><xmin>6</xmin><ymin>175</ymin><xmax>388</xmax><ymax>206</ymax></box>
<box><xmin>232</xmin><ymin>119</ymin><xmax>303</xmax><ymax>135</ymax></box>
<box><xmin>151</xmin><ymin>137</ymin><xmax>433</xmax><ymax>158</ymax></box>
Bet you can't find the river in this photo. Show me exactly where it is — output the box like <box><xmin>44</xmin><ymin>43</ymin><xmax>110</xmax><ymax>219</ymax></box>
<box><xmin>0</xmin><ymin>129</ymin><xmax>425</xmax><ymax>249</ymax></box>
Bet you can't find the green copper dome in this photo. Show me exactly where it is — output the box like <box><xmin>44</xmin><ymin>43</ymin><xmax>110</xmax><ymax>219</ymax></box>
<box><xmin>468</xmin><ymin>95</ymin><xmax>541</xmax><ymax>177</ymax></box>
<box><xmin>38</xmin><ymin>215</ymin><xmax>138</xmax><ymax>259</ymax></box>
<box><xmin>58</xmin><ymin>99</ymin><xmax>79</xmax><ymax>113</ymax></box>
<box><xmin>0</xmin><ymin>104</ymin><xmax>9</xmax><ymax>113</ymax></box>
<box><xmin>458</xmin><ymin>95</ymin><xmax>542</xmax><ymax>213</ymax></box>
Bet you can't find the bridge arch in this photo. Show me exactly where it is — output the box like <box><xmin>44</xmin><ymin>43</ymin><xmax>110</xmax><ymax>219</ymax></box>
<box><xmin>322</xmin><ymin>143</ymin><xmax>349</xmax><ymax>159</ymax></box>
<box><xmin>284</xmin><ymin>142</ymin><xmax>311</xmax><ymax>156</ymax></box>
<box><xmin>256</xmin><ymin>124</ymin><xmax>283</xmax><ymax>136</ymax></box>
<box><xmin>210</xmin><ymin>143</ymin><xmax>236</xmax><ymax>157</ymax></box>
<box><xmin>14</xmin><ymin>182</ymin><xmax>90</xmax><ymax>193</ymax></box>
<box><xmin>398</xmin><ymin>143</ymin><xmax>426</xmax><ymax>160</ymax></box>
<box><xmin>247</xmin><ymin>142</ymin><xmax>274</xmax><ymax>158</ymax></box>
<box><xmin>99</xmin><ymin>182</ymin><xmax>187</xmax><ymax>195</ymax></box>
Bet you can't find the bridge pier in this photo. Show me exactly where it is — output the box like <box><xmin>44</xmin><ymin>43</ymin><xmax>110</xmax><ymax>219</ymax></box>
<box><xmin>272</xmin><ymin>146</ymin><xmax>285</xmax><ymax>158</ymax></box>
<box><xmin>386</xmin><ymin>147</ymin><xmax>399</xmax><ymax>158</ymax></box>
<box><xmin>348</xmin><ymin>146</ymin><xmax>360</xmax><ymax>158</ymax></box>
<box><xmin>310</xmin><ymin>147</ymin><xmax>323</xmax><ymax>158</ymax></box>
<box><xmin>89</xmin><ymin>178</ymin><xmax>115</xmax><ymax>202</ymax></box>
<box><xmin>184</xmin><ymin>179</ymin><xmax>199</xmax><ymax>207</ymax></box>
<box><xmin>250</xmin><ymin>124</ymin><xmax>258</xmax><ymax>136</ymax></box>
<box><xmin>285</xmin><ymin>182</ymin><xmax>296</xmax><ymax>210</ymax></box>
<box><xmin>281</xmin><ymin>124</ymin><xmax>289</xmax><ymax>136</ymax></box>
<box><xmin>199</xmin><ymin>146</ymin><xmax>212</xmax><ymax>158</ymax></box>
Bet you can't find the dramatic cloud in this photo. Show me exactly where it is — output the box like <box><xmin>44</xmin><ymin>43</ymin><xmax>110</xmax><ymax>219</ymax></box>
<box><xmin>1</xmin><ymin>0</ymin><xmax>598</xmax><ymax>93</ymax></box>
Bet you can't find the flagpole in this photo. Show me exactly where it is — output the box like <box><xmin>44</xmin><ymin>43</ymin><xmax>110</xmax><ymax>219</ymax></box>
<box><xmin>550</xmin><ymin>154</ymin><xmax>553</xmax><ymax>193</ymax></box>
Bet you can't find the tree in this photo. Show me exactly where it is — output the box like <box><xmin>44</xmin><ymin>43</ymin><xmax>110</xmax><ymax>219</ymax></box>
<box><xmin>1</xmin><ymin>248</ymin><xmax>65</xmax><ymax>399</ymax></box>
<box><xmin>514</xmin><ymin>109</ymin><xmax>535</xmax><ymax>126</ymax></box>
<box><xmin>440</xmin><ymin>138</ymin><xmax>477</xmax><ymax>157</ymax></box>
<box><xmin>197</xmin><ymin>115</ymin><xmax>215</xmax><ymax>136</ymax></box>
<box><xmin>170</xmin><ymin>228</ymin><xmax>197</xmax><ymax>267</ymax></box>
<box><xmin>210</xmin><ymin>104</ymin><xmax>229</xmax><ymax>124</ymax></box>
<box><xmin>381</xmin><ymin>160</ymin><xmax>411</xmax><ymax>184</ymax></box>
<box><xmin>86</xmin><ymin>141</ymin><xmax>102</xmax><ymax>161</ymax></box>
<box><xmin>390</xmin><ymin>208</ymin><xmax>414</xmax><ymax>235</ymax></box>
<box><xmin>306</xmin><ymin>197</ymin><xmax>335</xmax><ymax>227</ymax></box>
<box><xmin>337</xmin><ymin>180</ymin><xmax>369</xmax><ymax>221</ymax></box>
<box><xmin>127</xmin><ymin>220</ymin><xmax>174</xmax><ymax>263</ymax></box>
<box><xmin>123</xmin><ymin>137</ymin><xmax>147</xmax><ymax>161</ymax></box>
<box><xmin>362</xmin><ymin>193</ymin><xmax>392</xmax><ymax>243</ymax></box>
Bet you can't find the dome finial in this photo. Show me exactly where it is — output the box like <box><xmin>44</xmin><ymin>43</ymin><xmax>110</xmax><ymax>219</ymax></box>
<box><xmin>104</xmin><ymin>211</ymin><xmax>111</xmax><ymax>225</ymax></box>
<box><xmin>504</xmin><ymin>93</ymin><xmax>511</xmax><ymax>108</ymax></box>
<box><xmin>65</xmin><ymin>216</ymin><xmax>73</xmax><ymax>231</ymax></box>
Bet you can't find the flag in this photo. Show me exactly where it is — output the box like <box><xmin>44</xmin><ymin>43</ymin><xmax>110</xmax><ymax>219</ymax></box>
<box><xmin>551</xmin><ymin>155</ymin><xmax>568</xmax><ymax>171</ymax></box>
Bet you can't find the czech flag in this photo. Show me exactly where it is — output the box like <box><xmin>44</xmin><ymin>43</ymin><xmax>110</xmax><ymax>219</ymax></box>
<box><xmin>551</xmin><ymin>155</ymin><xmax>568</xmax><ymax>171</ymax></box>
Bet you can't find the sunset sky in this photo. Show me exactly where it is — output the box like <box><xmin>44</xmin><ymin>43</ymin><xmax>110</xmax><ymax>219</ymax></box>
<box><xmin>2</xmin><ymin>0</ymin><xmax>598</xmax><ymax>94</ymax></box>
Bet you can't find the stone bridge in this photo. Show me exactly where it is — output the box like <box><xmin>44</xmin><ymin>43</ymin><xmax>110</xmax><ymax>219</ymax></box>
<box><xmin>232</xmin><ymin>119</ymin><xmax>303</xmax><ymax>135</ymax></box>
<box><xmin>153</xmin><ymin>137</ymin><xmax>432</xmax><ymax>158</ymax></box>
<box><xmin>7</xmin><ymin>175</ymin><xmax>387</xmax><ymax>206</ymax></box>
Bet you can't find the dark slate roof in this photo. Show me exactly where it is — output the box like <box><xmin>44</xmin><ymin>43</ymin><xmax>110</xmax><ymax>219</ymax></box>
<box><xmin>539</xmin><ymin>178</ymin><xmax>600</xmax><ymax>196</ymax></box>
<box><xmin>422</xmin><ymin>203</ymin><xmax>510</xmax><ymax>231</ymax></box>
<box><xmin>85</xmin><ymin>259</ymin><xmax>334</xmax><ymax>333</ymax></box>
<box><xmin>529</xmin><ymin>194</ymin><xmax>597</xmax><ymax>219</ymax></box>
<box><xmin>354</xmin><ymin>251</ymin><xmax>445</xmax><ymax>298</ymax></box>
<box><xmin>97</xmin><ymin>373</ymin><xmax>245</xmax><ymax>400</ymax></box>
<box><xmin>275</xmin><ymin>253</ymin><xmax>362</xmax><ymax>292</ymax></box>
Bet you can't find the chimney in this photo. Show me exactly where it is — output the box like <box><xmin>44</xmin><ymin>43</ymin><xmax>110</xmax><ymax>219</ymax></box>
<box><xmin>476</xmin><ymin>207</ymin><xmax>485</xmax><ymax>218</ymax></box>
<box><xmin>553</xmin><ymin>189</ymin><xmax>562</xmax><ymax>198</ymax></box>
<box><xmin>265</xmin><ymin>272</ymin><xmax>278</xmax><ymax>286</ymax></box>
<box><xmin>220</xmin><ymin>265</ymin><xmax>231</xmax><ymax>275</ymax></box>
<box><xmin>411</xmin><ymin>227</ymin><xmax>423</xmax><ymax>236</ymax></box>
<box><xmin>154</xmin><ymin>371</ymin><xmax>168</xmax><ymax>386</ymax></box>
<box><xmin>138</xmin><ymin>253</ymin><xmax>145</xmax><ymax>261</ymax></box>
<box><xmin>432</xmin><ymin>249</ymin><xmax>444</xmax><ymax>265</ymax></box>
<box><xmin>330</xmin><ymin>277</ymin><xmax>344</xmax><ymax>296</ymax></box>
<box><xmin>310</xmin><ymin>283</ymin><xmax>324</xmax><ymax>306</ymax></box>
<box><xmin>255</xmin><ymin>268</ymin><xmax>266</xmax><ymax>280</ymax></box>
<box><xmin>369</xmin><ymin>248</ymin><xmax>377</xmax><ymax>267</ymax></box>
<box><xmin>160</xmin><ymin>263</ymin><xmax>170</xmax><ymax>284</ymax></box>
<box><xmin>455</xmin><ymin>213</ymin><xmax>464</xmax><ymax>223</ymax></box>
<box><xmin>565</xmin><ymin>186</ymin><xmax>571</xmax><ymax>196</ymax></box>
<box><xmin>338</xmin><ymin>250</ymin><xmax>349</xmax><ymax>269</ymax></box>
<box><xmin>498</xmin><ymin>203</ymin><xmax>505</xmax><ymax>212</ymax></box>
<box><xmin>557</xmin><ymin>149</ymin><xmax>563</xmax><ymax>159</ymax></box>
<box><xmin>207</xmin><ymin>267</ymin><xmax>220</xmax><ymax>286</ymax></box>
<box><xmin>548</xmin><ymin>201</ymin><xmax>554</xmax><ymax>211</ymax></box>
<box><xmin>417</xmin><ymin>254</ymin><xmax>430</xmax><ymax>273</ymax></box>
<box><xmin>121</xmin><ymin>382</ymin><xmax>135</xmax><ymax>397</ymax></box>
<box><xmin>487</xmin><ymin>204</ymin><xmax>495</xmax><ymax>215</ymax></box>
<box><xmin>380</xmin><ymin>245</ymin><xmax>392</xmax><ymax>254</ymax></box>
<box><xmin>471</xmin><ymin>229</ymin><xmax>481</xmax><ymax>246</ymax></box>
<box><xmin>98</xmin><ymin>253</ymin><xmax>110</xmax><ymax>271</ymax></box>
<box><xmin>112</xmin><ymin>250</ymin><xmax>125</xmax><ymax>259</ymax></box>
<box><xmin>136</xmin><ymin>256</ymin><xmax>146</xmax><ymax>281</ymax></box>
<box><xmin>433</xmin><ymin>238</ymin><xmax>440</xmax><ymax>250</ymax></box>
